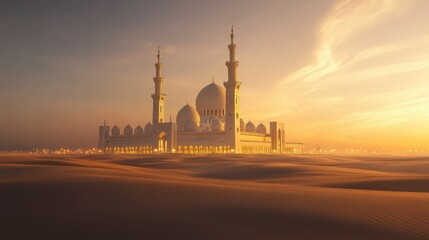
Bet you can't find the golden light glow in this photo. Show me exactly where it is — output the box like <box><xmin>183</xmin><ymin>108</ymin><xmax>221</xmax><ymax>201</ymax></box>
<box><xmin>240</xmin><ymin>0</ymin><xmax>429</xmax><ymax>152</ymax></box>
<box><xmin>1</xmin><ymin>0</ymin><xmax>428</xmax><ymax>153</ymax></box>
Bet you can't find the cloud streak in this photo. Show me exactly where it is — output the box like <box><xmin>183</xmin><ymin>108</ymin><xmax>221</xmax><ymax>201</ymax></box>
<box><xmin>242</xmin><ymin>0</ymin><xmax>429</xmax><ymax>149</ymax></box>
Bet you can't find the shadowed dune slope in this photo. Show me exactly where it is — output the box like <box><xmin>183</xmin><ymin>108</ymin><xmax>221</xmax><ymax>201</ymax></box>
<box><xmin>0</xmin><ymin>154</ymin><xmax>428</xmax><ymax>240</ymax></box>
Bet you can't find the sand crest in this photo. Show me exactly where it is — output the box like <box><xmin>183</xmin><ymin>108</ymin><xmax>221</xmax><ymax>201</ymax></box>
<box><xmin>0</xmin><ymin>154</ymin><xmax>428</xmax><ymax>240</ymax></box>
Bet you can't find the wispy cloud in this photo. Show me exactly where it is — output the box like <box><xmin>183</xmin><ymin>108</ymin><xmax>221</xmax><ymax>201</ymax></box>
<box><xmin>242</xmin><ymin>0</ymin><xmax>429</xmax><ymax>149</ymax></box>
<box><xmin>282</xmin><ymin>0</ymin><xmax>407</xmax><ymax>85</ymax></box>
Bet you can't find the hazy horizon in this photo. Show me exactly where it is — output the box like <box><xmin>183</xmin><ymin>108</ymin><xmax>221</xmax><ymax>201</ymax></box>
<box><xmin>1</xmin><ymin>0</ymin><xmax>429</xmax><ymax>152</ymax></box>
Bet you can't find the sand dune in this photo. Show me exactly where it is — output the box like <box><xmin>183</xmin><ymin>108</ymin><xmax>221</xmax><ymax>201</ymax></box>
<box><xmin>0</xmin><ymin>154</ymin><xmax>428</xmax><ymax>240</ymax></box>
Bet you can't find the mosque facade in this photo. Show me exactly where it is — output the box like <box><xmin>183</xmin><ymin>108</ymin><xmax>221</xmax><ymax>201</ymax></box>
<box><xmin>98</xmin><ymin>27</ymin><xmax>295</xmax><ymax>154</ymax></box>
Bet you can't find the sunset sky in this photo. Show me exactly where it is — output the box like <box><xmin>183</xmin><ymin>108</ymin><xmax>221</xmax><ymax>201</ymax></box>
<box><xmin>1</xmin><ymin>0</ymin><xmax>429</xmax><ymax>152</ymax></box>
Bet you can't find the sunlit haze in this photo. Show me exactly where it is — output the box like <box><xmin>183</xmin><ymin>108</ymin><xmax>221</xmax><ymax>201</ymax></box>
<box><xmin>1</xmin><ymin>0</ymin><xmax>429</xmax><ymax>153</ymax></box>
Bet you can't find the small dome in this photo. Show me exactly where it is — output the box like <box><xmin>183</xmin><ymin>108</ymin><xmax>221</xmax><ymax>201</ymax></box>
<box><xmin>111</xmin><ymin>125</ymin><xmax>120</xmax><ymax>136</ymax></box>
<box><xmin>124</xmin><ymin>124</ymin><xmax>133</xmax><ymax>136</ymax></box>
<box><xmin>177</xmin><ymin>104</ymin><xmax>200</xmax><ymax>130</ymax></box>
<box><xmin>144</xmin><ymin>123</ymin><xmax>153</xmax><ymax>135</ymax></box>
<box><xmin>256</xmin><ymin>123</ymin><xmax>267</xmax><ymax>134</ymax></box>
<box><xmin>184</xmin><ymin>119</ymin><xmax>198</xmax><ymax>131</ymax></box>
<box><xmin>134</xmin><ymin>125</ymin><xmax>144</xmax><ymax>136</ymax></box>
<box><xmin>240</xmin><ymin>119</ymin><xmax>245</xmax><ymax>131</ymax></box>
<box><xmin>196</xmin><ymin>82</ymin><xmax>226</xmax><ymax>111</ymax></box>
<box><xmin>211</xmin><ymin>118</ymin><xmax>224</xmax><ymax>132</ymax></box>
<box><xmin>246</xmin><ymin>121</ymin><xmax>256</xmax><ymax>132</ymax></box>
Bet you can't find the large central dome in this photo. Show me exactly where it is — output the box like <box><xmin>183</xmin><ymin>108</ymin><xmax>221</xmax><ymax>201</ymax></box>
<box><xmin>196</xmin><ymin>82</ymin><xmax>226</xmax><ymax>111</ymax></box>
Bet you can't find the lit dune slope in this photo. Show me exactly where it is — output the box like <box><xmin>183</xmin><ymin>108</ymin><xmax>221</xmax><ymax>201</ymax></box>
<box><xmin>0</xmin><ymin>154</ymin><xmax>428</xmax><ymax>240</ymax></box>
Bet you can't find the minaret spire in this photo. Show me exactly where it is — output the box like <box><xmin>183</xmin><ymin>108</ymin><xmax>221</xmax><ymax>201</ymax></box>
<box><xmin>152</xmin><ymin>46</ymin><xmax>166</xmax><ymax>124</ymax></box>
<box><xmin>224</xmin><ymin>26</ymin><xmax>241</xmax><ymax>153</ymax></box>
<box><xmin>230</xmin><ymin>25</ymin><xmax>234</xmax><ymax>44</ymax></box>
<box><xmin>157</xmin><ymin>46</ymin><xmax>160</xmax><ymax>63</ymax></box>
<box><xmin>227</xmin><ymin>25</ymin><xmax>237</xmax><ymax>64</ymax></box>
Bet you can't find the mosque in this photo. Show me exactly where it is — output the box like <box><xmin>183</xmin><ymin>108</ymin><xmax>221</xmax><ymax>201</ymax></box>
<box><xmin>98</xmin><ymin>27</ymin><xmax>302</xmax><ymax>154</ymax></box>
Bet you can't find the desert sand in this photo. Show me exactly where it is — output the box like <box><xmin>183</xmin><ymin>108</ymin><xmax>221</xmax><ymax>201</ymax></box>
<box><xmin>0</xmin><ymin>154</ymin><xmax>428</xmax><ymax>240</ymax></box>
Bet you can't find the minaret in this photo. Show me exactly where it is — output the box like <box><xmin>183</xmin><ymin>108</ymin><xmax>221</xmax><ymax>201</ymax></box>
<box><xmin>98</xmin><ymin>119</ymin><xmax>110</xmax><ymax>152</ymax></box>
<box><xmin>224</xmin><ymin>26</ymin><xmax>241</xmax><ymax>153</ymax></box>
<box><xmin>152</xmin><ymin>46</ymin><xmax>166</xmax><ymax>125</ymax></box>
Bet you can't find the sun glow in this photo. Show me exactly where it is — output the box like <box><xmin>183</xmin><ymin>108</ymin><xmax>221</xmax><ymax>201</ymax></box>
<box><xmin>1</xmin><ymin>0</ymin><xmax>428</xmax><ymax>152</ymax></box>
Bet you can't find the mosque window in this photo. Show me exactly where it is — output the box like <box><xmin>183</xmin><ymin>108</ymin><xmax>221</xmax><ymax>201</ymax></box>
<box><xmin>160</xmin><ymin>106</ymin><xmax>162</xmax><ymax>112</ymax></box>
<box><xmin>215</xmin><ymin>110</ymin><xmax>218</xmax><ymax>115</ymax></box>
<box><xmin>236</xmin><ymin>113</ymin><xmax>239</xmax><ymax>119</ymax></box>
<box><xmin>237</xmin><ymin>128</ymin><xmax>239</xmax><ymax>133</ymax></box>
